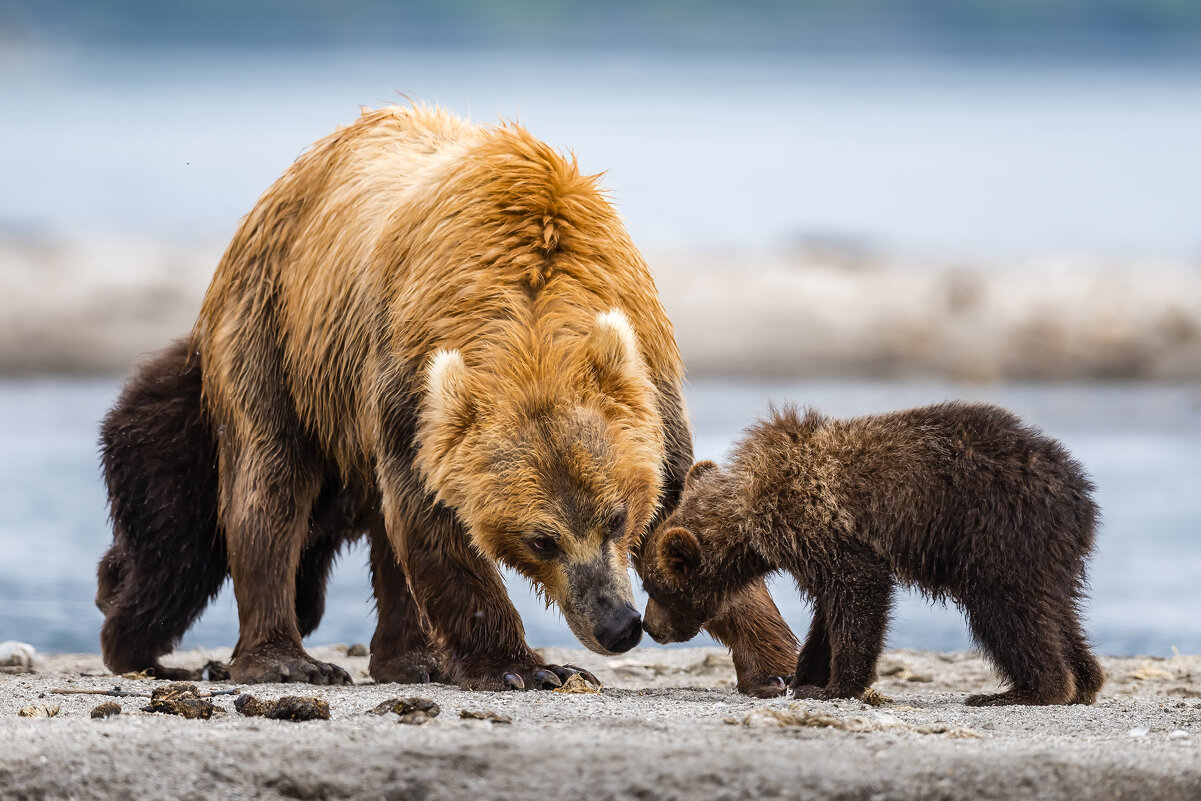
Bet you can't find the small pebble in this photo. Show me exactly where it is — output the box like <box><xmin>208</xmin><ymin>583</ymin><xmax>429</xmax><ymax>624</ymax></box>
<box><xmin>0</xmin><ymin>641</ymin><xmax>37</xmax><ymax>673</ymax></box>
<box><xmin>18</xmin><ymin>702</ymin><xmax>59</xmax><ymax>718</ymax></box>
<box><xmin>236</xmin><ymin>694</ymin><xmax>330</xmax><ymax>721</ymax></box>
<box><xmin>460</xmin><ymin>709</ymin><xmax>512</xmax><ymax>724</ymax></box>
<box><xmin>91</xmin><ymin>702</ymin><xmax>121</xmax><ymax>719</ymax></box>
<box><xmin>371</xmin><ymin>697</ymin><xmax>439</xmax><ymax>725</ymax></box>
<box><xmin>346</xmin><ymin>644</ymin><xmax>369</xmax><ymax>657</ymax></box>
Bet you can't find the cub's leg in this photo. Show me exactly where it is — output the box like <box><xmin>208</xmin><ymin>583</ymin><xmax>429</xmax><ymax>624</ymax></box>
<box><xmin>653</xmin><ymin>381</ymin><xmax>799</xmax><ymax>697</ymax></box>
<box><xmin>97</xmin><ymin>340</ymin><xmax>225</xmax><ymax>680</ymax></box>
<box><xmin>366</xmin><ymin>519</ymin><xmax>448</xmax><ymax>684</ymax></box>
<box><xmin>792</xmin><ymin>597</ymin><xmax>832</xmax><ymax>688</ymax></box>
<box><xmin>1060</xmin><ymin>601</ymin><xmax>1105</xmax><ymax>704</ymax></box>
<box><xmin>221</xmin><ymin>436</ymin><xmax>351</xmax><ymax>686</ymax></box>
<box><xmin>791</xmin><ymin>553</ymin><xmax>893</xmax><ymax>701</ymax></box>
<box><xmin>962</xmin><ymin>585</ymin><xmax>1075</xmax><ymax>706</ymax></box>
<box><xmin>704</xmin><ymin>583</ymin><xmax>799</xmax><ymax>697</ymax></box>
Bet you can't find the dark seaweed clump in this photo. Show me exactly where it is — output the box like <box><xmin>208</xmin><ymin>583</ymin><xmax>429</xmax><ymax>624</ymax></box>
<box><xmin>235</xmin><ymin>694</ymin><xmax>330</xmax><ymax>721</ymax></box>
<box><xmin>370</xmin><ymin>697</ymin><xmax>440</xmax><ymax>725</ymax></box>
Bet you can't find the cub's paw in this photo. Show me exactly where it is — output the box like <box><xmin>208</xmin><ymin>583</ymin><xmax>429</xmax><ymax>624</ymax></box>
<box><xmin>229</xmin><ymin>650</ymin><xmax>352</xmax><ymax>686</ymax></box>
<box><xmin>453</xmin><ymin>661</ymin><xmax>600</xmax><ymax>692</ymax></box>
<box><xmin>370</xmin><ymin>650</ymin><xmax>449</xmax><ymax>685</ymax></box>
<box><xmin>738</xmin><ymin>674</ymin><xmax>789</xmax><ymax>698</ymax></box>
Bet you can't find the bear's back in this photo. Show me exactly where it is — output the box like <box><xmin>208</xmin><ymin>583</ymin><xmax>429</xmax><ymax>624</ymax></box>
<box><xmin>194</xmin><ymin>105</ymin><xmax>680</xmax><ymax>478</ymax></box>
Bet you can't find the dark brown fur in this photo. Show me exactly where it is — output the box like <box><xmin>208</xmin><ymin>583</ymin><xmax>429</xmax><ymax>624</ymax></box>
<box><xmin>97</xmin><ymin>341</ymin><xmax>443</xmax><ymax>683</ymax></box>
<box><xmin>642</xmin><ymin>401</ymin><xmax>1104</xmax><ymax>706</ymax></box>
<box><xmin>96</xmin><ymin>107</ymin><xmax>797</xmax><ymax>692</ymax></box>
<box><xmin>97</xmin><ymin>340</ymin><xmax>796</xmax><ymax>693</ymax></box>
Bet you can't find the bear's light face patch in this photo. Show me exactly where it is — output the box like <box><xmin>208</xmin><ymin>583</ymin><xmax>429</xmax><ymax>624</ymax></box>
<box><xmin>413</xmin><ymin>312</ymin><xmax>666</xmax><ymax>655</ymax></box>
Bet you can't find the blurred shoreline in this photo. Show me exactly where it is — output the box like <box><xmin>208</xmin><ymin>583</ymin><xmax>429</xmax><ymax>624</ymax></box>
<box><xmin>3</xmin><ymin>232</ymin><xmax>1199</xmax><ymax>381</ymax></box>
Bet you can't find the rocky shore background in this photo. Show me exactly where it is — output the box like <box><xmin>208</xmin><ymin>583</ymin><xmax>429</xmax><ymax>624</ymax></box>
<box><xmin>4</xmin><ymin>233</ymin><xmax>1200</xmax><ymax>381</ymax></box>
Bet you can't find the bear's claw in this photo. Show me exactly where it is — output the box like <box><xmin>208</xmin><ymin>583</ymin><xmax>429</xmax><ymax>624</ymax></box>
<box><xmin>549</xmin><ymin>664</ymin><xmax>600</xmax><ymax>687</ymax></box>
<box><xmin>456</xmin><ymin>661</ymin><xmax>599</xmax><ymax>691</ymax></box>
<box><xmin>533</xmin><ymin>668</ymin><xmax>562</xmax><ymax>688</ymax></box>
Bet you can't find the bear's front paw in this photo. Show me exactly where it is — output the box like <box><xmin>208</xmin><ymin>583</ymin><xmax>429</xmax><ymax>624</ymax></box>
<box><xmin>370</xmin><ymin>650</ymin><xmax>449</xmax><ymax>685</ymax></box>
<box><xmin>229</xmin><ymin>648</ymin><xmax>352</xmax><ymax>686</ymax></box>
<box><xmin>452</xmin><ymin>660</ymin><xmax>600</xmax><ymax>692</ymax></box>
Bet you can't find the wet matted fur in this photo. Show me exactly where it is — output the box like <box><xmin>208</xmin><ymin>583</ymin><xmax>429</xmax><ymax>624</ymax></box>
<box><xmin>642</xmin><ymin>401</ymin><xmax>1104</xmax><ymax>706</ymax></box>
<box><xmin>96</xmin><ymin>106</ymin><xmax>797</xmax><ymax>693</ymax></box>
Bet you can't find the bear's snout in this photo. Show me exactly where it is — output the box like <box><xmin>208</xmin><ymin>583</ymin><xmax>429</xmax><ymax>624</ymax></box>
<box><xmin>592</xmin><ymin>603</ymin><xmax>642</xmax><ymax>653</ymax></box>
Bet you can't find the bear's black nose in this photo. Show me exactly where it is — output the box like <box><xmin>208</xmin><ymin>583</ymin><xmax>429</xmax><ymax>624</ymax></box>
<box><xmin>594</xmin><ymin>603</ymin><xmax>642</xmax><ymax>653</ymax></box>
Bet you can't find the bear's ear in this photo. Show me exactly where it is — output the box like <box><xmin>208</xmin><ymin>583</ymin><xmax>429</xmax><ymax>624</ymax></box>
<box><xmin>586</xmin><ymin>309</ymin><xmax>649</xmax><ymax>405</ymax></box>
<box><xmin>685</xmin><ymin>460</ymin><xmax>718</xmax><ymax>488</ymax></box>
<box><xmin>655</xmin><ymin>526</ymin><xmax>701</xmax><ymax>584</ymax></box>
<box><xmin>423</xmin><ymin>348</ymin><xmax>477</xmax><ymax>450</ymax></box>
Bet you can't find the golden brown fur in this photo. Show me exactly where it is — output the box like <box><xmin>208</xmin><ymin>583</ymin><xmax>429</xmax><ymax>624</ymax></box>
<box><xmin>173</xmin><ymin>105</ymin><xmax>796</xmax><ymax>690</ymax></box>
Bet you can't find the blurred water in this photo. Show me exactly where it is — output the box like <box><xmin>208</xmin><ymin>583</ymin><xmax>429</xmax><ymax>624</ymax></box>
<box><xmin>0</xmin><ymin>377</ymin><xmax>1197</xmax><ymax>657</ymax></box>
<box><xmin>3</xmin><ymin>47</ymin><xmax>1201</xmax><ymax>257</ymax></box>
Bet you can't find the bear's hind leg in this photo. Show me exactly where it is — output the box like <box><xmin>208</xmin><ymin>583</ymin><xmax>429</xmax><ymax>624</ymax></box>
<box><xmin>1061</xmin><ymin>606</ymin><xmax>1104</xmax><ymax>704</ymax></box>
<box><xmin>367</xmin><ymin>521</ymin><xmax>448</xmax><ymax>684</ymax></box>
<box><xmin>962</xmin><ymin>587</ymin><xmax>1076</xmax><ymax>706</ymax></box>
<box><xmin>294</xmin><ymin>536</ymin><xmax>340</xmax><ymax>639</ymax></box>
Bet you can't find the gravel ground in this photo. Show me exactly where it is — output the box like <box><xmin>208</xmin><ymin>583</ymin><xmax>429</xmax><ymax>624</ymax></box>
<box><xmin>2</xmin><ymin>646</ymin><xmax>1199</xmax><ymax>800</ymax></box>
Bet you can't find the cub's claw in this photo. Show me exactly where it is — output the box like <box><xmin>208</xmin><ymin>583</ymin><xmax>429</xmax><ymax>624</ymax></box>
<box><xmin>503</xmin><ymin>672</ymin><xmax>525</xmax><ymax>690</ymax></box>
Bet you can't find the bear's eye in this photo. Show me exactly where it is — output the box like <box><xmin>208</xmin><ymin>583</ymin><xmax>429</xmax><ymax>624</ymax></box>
<box><xmin>606</xmin><ymin>507</ymin><xmax>627</xmax><ymax>540</ymax></box>
<box><xmin>527</xmin><ymin>534</ymin><xmax>561</xmax><ymax>557</ymax></box>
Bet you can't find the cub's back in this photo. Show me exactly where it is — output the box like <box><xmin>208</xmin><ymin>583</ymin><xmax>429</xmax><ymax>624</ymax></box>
<box><xmin>845</xmin><ymin>401</ymin><xmax>1097</xmax><ymax>587</ymax></box>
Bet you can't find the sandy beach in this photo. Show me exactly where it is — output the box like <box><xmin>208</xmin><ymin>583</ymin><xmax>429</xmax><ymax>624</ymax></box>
<box><xmin>2</xmin><ymin>645</ymin><xmax>1198</xmax><ymax>800</ymax></box>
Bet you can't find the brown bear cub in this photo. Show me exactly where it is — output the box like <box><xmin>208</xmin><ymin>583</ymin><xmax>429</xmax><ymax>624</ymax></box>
<box><xmin>641</xmin><ymin>401</ymin><xmax>1104</xmax><ymax>706</ymax></box>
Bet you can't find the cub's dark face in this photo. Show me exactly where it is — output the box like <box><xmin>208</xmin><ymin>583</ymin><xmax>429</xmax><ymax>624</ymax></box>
<box><xmin>640</xmin><ymin>460</ymin><xmax>726</xmax><ymax>644</ymax></box>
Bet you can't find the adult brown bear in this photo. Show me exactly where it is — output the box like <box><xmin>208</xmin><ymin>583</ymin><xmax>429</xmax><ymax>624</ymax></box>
<box><xmin>97</xmin><ymin>106</ymin><xmax>798</xmax><ymax>692</ymax></box>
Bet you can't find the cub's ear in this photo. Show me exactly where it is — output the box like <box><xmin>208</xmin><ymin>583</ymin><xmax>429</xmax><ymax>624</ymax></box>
<box><xmin>685</xmin><ymin>460</ymin><xmax>718</xmax><ymax>487</ymax></box>
<box><xmin>655</xmin><ymin>526</ymin><xmax>701</xmax><ymax>584</ymax></box>
<box><xmin>586</xmin><ymin>309</ymin><xmax>651</xmax><ymax>408</ymax></box>
<box><xmin>422</xmin><ymin>349</ymin><xmax>477</xmax><ymax>459</ymax></box>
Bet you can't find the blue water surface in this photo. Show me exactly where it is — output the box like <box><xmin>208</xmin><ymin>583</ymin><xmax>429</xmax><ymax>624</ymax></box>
<box><xmin>1</xmin><ymin>378</ymin><xmax>1197</xmax><ymax>657</ymax></box>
